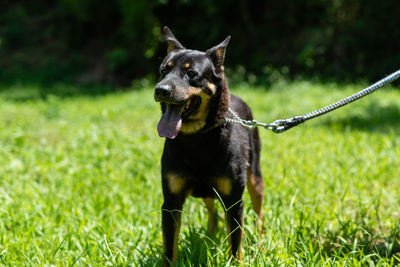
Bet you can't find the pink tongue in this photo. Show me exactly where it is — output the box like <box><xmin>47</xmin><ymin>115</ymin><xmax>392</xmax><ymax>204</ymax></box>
<box><xmin>157</xmin><ymin>104</ymin><xmax>184</xmax><ymax>139</ymax></box>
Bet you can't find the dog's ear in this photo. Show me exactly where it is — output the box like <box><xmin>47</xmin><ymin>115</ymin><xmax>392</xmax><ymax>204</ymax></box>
<box><xmin>163</xmin><ymin>26</ymin><xmax>185</xmax><ymax>53</ymax></box>
<box><xmin>206</xmin><ymin>35</ymin><xmax>231</xmax><ymax>68</ymax></box>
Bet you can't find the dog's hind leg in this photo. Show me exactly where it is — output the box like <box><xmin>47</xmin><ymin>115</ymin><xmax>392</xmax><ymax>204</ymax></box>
<box><xmin>247</xmin><ymin>128</ymin><xmax>264</xmax><ymax>231</ymax></box>
<box><xmin>247</xmin><ymin>168</ymin><xmax>264</xmax><ymax>231</ymax></box>
<box><xmin>203</xmin><ymin>198</ymin><xmax>217</xmax><ymax>234</ymax></box>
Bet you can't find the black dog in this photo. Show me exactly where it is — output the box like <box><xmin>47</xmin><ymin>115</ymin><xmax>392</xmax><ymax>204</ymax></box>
<box><xmin>155</xmin><ymin>26</ymin><xmax>264</xmax><ymax>266</ymax></box>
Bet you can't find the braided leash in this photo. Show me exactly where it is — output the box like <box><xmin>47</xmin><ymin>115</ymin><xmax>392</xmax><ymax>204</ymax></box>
<box><xmin>226</xmin><ymin>69</ymin><xmax>400</xmax><ymax>133</ymax></box>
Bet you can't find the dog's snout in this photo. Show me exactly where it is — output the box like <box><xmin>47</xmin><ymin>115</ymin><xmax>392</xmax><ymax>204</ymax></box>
<box><xmin>155</xmin><ymin>84</ymin><xmax>173</xmax><ymax>101</ymax></box>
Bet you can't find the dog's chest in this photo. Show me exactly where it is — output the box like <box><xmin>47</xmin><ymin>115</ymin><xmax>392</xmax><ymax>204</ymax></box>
<box><xmin>164</xmin><ymin>131</ymin><xmax>233</xmax><ymax>175</ymax></box>
<box><xmin>163</xmin><ymin>128</ymin><xmax>249</xmax><ymax>198</ymax></box>
<box><xmin>166</xmin><ymin>172</ymin><xmax>233</xmax><ymax>198</ymax></box>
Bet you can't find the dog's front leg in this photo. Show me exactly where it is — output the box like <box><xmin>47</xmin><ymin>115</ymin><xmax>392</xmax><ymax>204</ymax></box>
<box><xmin>225</xmin><ymin>197</ymin><xmax>244</xmax><ymax>261</ymax></box>
<box><xmin>162</xmin><ymin>193</ymin><xmax>186</xmax><ymax>266</ymax></box>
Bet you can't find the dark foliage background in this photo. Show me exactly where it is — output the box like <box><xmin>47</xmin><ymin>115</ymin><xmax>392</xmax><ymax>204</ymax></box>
<box><xmin>1</xmin><ymin>0</ymin><xmax>399</xmax><ymax>86</ymax></box>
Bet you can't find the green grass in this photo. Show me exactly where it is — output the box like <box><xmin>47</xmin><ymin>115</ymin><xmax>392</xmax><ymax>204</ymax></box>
<box><xmin>0</xmin><ymin>80</ymin><xmax>399</xmax><ymax>266</ymax></box>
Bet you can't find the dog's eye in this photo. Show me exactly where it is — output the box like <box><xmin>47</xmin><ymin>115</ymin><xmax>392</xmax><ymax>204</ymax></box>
<box><xmin>186</xmin><ymin>70</ymin><xmax>197</xmax><ymax>79</ymax></box>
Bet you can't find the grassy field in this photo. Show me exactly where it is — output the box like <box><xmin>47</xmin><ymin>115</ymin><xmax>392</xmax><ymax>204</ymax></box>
<box><xmin>0</xmin><ymin>80</ymin><xmax>400</xmax><ymax>266</ymax></box>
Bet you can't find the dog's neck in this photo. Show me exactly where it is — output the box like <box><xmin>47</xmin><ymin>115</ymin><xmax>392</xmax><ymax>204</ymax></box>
<box><xmin>206</xmin><ymin>69</ymin><xmax>230</xmax><ymax>130</ymax></box>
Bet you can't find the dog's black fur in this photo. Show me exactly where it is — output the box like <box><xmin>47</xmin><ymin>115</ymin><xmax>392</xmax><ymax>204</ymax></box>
<box><xmin>155</xmin><ymin>26</ymin><xmax>264</xmax><ymax>266</ymax></box>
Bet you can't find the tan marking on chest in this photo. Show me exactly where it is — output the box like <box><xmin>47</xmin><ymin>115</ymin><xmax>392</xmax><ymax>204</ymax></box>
<box><xmin>166</xmin><ymin>173</ymin><xmax>185</xmax><ymax>194</ymax></box>
<box><xmin>188</xmin><ymin>91</ymin><xmax>211</xmax><ymax>120</ymax></box>
<box><xmin>215</xmin><ymin>177</ymin><xmax>232</xmax><ymax>195</ymax></box>
<box><xmin>180</xmin><ymin>120</ymin><xmax>207</xmax><ymax>134</ymax></box>
<box><xmin>180</xmin><ymin>90</ymin><xmax>211</xmax><ymax>134</ymax></box>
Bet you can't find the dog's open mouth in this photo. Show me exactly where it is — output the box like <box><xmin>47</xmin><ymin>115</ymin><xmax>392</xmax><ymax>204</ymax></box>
<box><xmin>158</xmin><ymin>96</ymin><xmax>202</xmax><ymax>139</ymax></box>
<box><xmin>182</xmin><ymin>95</ymin><xmax>201</xmax><ymax>119</ymax></box>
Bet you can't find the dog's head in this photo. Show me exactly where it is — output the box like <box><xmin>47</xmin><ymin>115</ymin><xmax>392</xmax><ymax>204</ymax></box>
<box><xmin>155</xmin><ymin>26</ymin><xmax>230</xmax><ymax>139</ymax></box>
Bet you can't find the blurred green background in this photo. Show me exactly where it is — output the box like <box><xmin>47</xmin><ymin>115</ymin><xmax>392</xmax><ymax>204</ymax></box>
<box><xmin>1</xmin><ymin>0</ymin><xmax>399</xmax><ymax>86</ymax></box>
<box><xmin>1</xmin><ymin>2</ymin><xmax>400</xmax><ymax>265</ymax></box>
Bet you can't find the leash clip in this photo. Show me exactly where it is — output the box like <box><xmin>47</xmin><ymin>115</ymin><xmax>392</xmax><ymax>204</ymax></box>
<box><xmin>269</xmin><ymin>116</ymin><xmax>306</xmax><ymax>133</ymax></box>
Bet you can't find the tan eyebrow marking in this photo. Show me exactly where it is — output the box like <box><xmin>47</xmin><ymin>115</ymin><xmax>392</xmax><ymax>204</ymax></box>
<box><xmin>167</xmin><ymin>61</ymin><xmax>173</xmax><ymax>67</ymax></box>
<box><xmin>184</xmin><ymin>63</ymin><xmax>190</xmax><ymax>68</ymax></box>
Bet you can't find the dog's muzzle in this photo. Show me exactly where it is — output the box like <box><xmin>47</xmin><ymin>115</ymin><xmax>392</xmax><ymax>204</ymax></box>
<box><xmin>154</xmin><ymin>83</ymin><xmax>174</xmax><ymax>102</ymax></box>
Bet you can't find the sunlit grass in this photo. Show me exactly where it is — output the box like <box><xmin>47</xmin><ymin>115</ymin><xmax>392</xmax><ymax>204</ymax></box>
<box><xmin>0</xmin><ymin>81</ymin><xmax>399</xmax><ymax>266</ymax></box>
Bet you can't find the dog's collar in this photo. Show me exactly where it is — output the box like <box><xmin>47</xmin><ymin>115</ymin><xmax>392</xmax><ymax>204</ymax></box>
<box><xmin>196</xmin><ymin>117</ymin><xmax>227</xmax><ymax>134</ymax></box>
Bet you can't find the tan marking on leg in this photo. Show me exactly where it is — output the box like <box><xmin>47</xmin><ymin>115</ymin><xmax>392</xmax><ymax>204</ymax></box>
<box><xmin>215</xmin><ymin>177</ymin><xmax>232</xmax><ymax>195</ymax></box>
<box><xmin>203</xmin><ymin>198</ymin><xmax>217</xmax><ymax>233</ymax></box>
<box><xmin>166</xmin><ymin>174</ymin><xmax>185</xmax><ymax>194</ymax></box>
<box><xmin>172</xmin><ymin>217</ymin><xmax>181</xmax><ymax>265</ymax></box>
<box><xmin>163</xmin><ymin>212</ymin><xmax>182</xmax><ymax>267</ymax></box>
<box><xmin>246</xmin><ymin>168</ymin><xmax>264</xmax><ymax>232</ymax></box>
<box><xmin>225</xmin><ymin>213</ymin><xmax>243</xmax><ymax>261</ymax></box>
<box><xmin>238</xmin><ymin>216</ymin><xmax>244</xmax><ymax>261</ymax></box>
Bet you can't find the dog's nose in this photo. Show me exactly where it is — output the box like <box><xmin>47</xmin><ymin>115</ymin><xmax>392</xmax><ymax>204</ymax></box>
<box><xmin>155</xmin><ymin>84</ymin><xmax>173</xmax><ymax>101</ymax></box>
